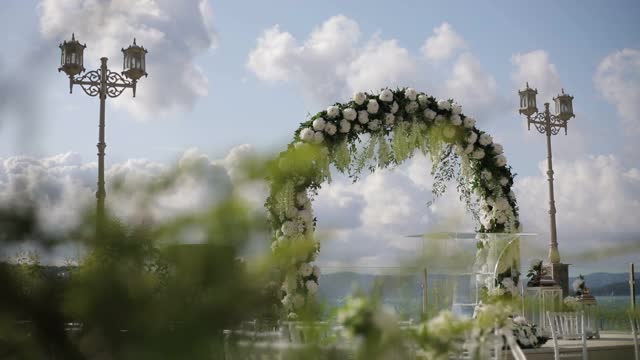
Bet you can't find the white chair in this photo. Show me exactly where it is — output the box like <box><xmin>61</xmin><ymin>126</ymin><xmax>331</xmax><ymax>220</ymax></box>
<box><xmin>630</xmin><ymin>313</ymin><xmax>639</xmax><ymax>360</ymax></box>
<box><xmin>546</xmin><ymin>311</ymin><xmax>588</xmax><ymax>360</ymax></box>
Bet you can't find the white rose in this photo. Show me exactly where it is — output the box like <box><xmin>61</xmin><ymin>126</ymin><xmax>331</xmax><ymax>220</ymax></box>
<box><xmin>306</xmin><ymin>280</ymin><xmax>318</xmax><ymax>294</ymax></box>
<box><xmin>313</xmin><ymin>131</ymin><xmax>324</xmax><ymax>144</ymax></box>
<box><xmin>293</xmin><ymin>141</ymin><xmax>305</xmax><ymax>149</ymax></box>
<box><xmin>467</xmin><ymin>131</ymin><xmax>478</xmax><ymax>144</ymax></box>
<box><xmin>354</xmin><ymin>92</ymin><xmax>366</xmax><ymax>105</ymax></box>
<box><xmin>499</xmin><ymin>177</ymin><xmax>509</xmax><ymax>186</ymax></box>
<box><xmin>450</xmin><ymin>114</ymin><xmax>462</xmax><ymax>126</ymax></box>
<box><xmin>405</xmin><ymin>101</ymin><xmax>419</xmax><ymax>113</ymax></box>
<box><xmin>494</xmin><ymin>197</ymin><xmax>510</xmax><ymax>210</ymax></box>
<box><xmin>358</xmin><ymin>110</ymin><xmax>369</xmax><ymax>124</ymax></box>
<box><xmin>384</xmin><ymin>113</ymin><xmax>395</xmax><ymax>125</ymax></box>
<box><xmin>343</xmin><ymin>108</ymin><xmax>357</xmax><ymax>121</ymax></box>
<box><xmin>451</xmin><ymin>103</ymin><xmax>462</xmax><ymax>115</ymax></box>
<box><xmin>281</xmin><ymin>294</ymin><xmax>292</xmax><ymax>307</ymax></box>
<box><xmin>405</xmin><ymin>88</ymin><xmax>417</xmax><ymax>101</ymax></box>
<box><xmin>285</xmin><ymin>205</ymin><xmax>299</xmax><ymax>219</ymax></box>
<box><xmin>479</xmin><ymin>133</ymin><xmax>493</xmax><ymax>146</ymax></box>
<box><xmin>299</xmin><ymin>263</ymin><xmax>313</xmax><ymax>277</ymax></box>
<box><xmin>312</xmin><ymin>265</ymin><xmax>321</xmax><ymax>278</ymax></box>
<box><xmin>435</xmin><ymin>114</ymin><xmax>445</xmax><ymax>123</ymax></box>
<box><xmin>443</xmin><ymin>127</ymin><xmax>455</xmax><ymax>139</ymax></box>
<box><xmin>293</xmin><ymin>294</ymin><xmax>305</xmax><ymax>308</ymax></box>
<box><xmin>300</xmin><ymin>128</ymin><xmax>315</xmax><ymax>142</ymax></box>
<box><xmin>379</xmin><ymin>89</ymin><xmax>394</xmax><ymax>102</ymax></box>
<box><xmin>324</xmin><ymin>123</ymin><xmax>337</xmax><ymax>136</ymax></box>
<box><xmin>481</xmin><ymin>170</ymin><xmax>492</xmax><ymax>180</ymax></box>
<box><xmin>354</xmin><ymin>124</ymin><xmax>362</xmax><ymax>131</ymax></box>
<box><xmin>339</xmin><ymin>119</ymin><xmax>351</xmax><ymax>133</ymax></box>
<box><xmin>495</xmin><ymin>154</ymin><xmax>507</xmax><ymax>167</ymax></box>
<box><xmin>437</xmin><ymin>100</ymin><xmax>451</xmax><ymax>111</ymax></box>
<box><xmin>368</xmin><ymin>119</ymin><xmax>381</xmax><ymax>131</ymax></box>
<box><xmin>367</xmin><ymin>99</ymin><xmax>379</xmax><ymax>114</ymax></box>
<box><xmin>423</xmin><ymin>109</ymin><xmax>437</xmax><ymax>120</ymax></box>
<box><xmin>326</xmin><ymin>105</ymin><xmax>340</xmax><ymax>119</ymax></box>
<box><xmin>472</xmin><ymin>148</ymin><xmax>485</xmax><ymax>160</ymax></box>
<box><xmin>390</xmin><ymin>101</ymin><xmax>399</xmax><ymax>114</ymax></box>
<box><xmin>463</xmin><ymin>117</ymin><xmax>476</xmax><ymax>128</ymax></box>
<box><xmin>312</xmin><ymin>117</ymin><xmax>326</xmax><ymax>131</ymax></box>
<box><xmin>281</xmin><ymin>221</ymin><xmax>297</xmax><ymax>236</ymax></box>
<box><xmin>418</xmin><ymin>94</ymin><xmax>429</xmax><ymax>107</ymax></box>
<box><xmin>464</xmin><ymin>143</ymin><xmax>474</xmax><ymax>154</ymax></box>
<box><xmin>296</xmin><ymin>192</ymin><xmax>309</xmax><ymax>206</ymax></box>
<box><xmin>492</xmin><ymin>143</ymin><xmax>504</xmax><ymax>154</ymax></box>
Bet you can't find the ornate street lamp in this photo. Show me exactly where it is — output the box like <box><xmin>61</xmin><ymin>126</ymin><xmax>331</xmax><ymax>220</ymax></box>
<box><xmin>518</xmin><ymin>83</ymin><xmax>575</xmax><ymax>296</ymax></box>
<box><xmin>58</xmin><ymin>34</ymin><xmax>148</xmax><ymax>232</ymax></box>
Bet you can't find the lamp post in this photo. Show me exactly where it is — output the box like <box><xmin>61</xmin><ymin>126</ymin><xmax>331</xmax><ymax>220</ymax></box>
<box><xmin>518</xmin><ymin>83</ymin><xmax>575</xmax><ymax>295</ymax></box>
<box><xmin>58</xmin><ymin>34</ymin><xmax>148</xmax><ymax>232</ymax></box>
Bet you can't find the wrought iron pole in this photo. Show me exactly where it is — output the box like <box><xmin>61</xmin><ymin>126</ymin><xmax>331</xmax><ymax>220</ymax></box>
<box><xmin>96</xmin><ymin>57</ymin><xmax>108</xmax><ymax>232</ymax></box>
<box><xmin>543</xmin><ymin>103</ymin><xmax>561</xmax><ymax>264</ymax></box>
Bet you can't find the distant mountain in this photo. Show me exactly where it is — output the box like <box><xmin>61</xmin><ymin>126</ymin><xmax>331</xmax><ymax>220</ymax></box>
<box><xmin>569</xmin><ymin>272</ymin><xmax>639</xmax><ymax>296</ymax></box>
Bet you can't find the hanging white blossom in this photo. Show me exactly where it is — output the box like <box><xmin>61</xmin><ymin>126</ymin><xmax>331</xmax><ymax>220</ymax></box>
<box><xmin>358</xmin><ymin>110</ymin><xmax>369</xmax><ymax>124</ymax></box>
<box><xmin>451</xmin><ymin>103</ymin><xmax>462</xmax><ymax>115</ymax></box>
<box><xmin>418</xmin><ymin>94</ymin><xmax>429</xmax><ymax>107</ymax></box>
<box><xmin>391</xmin><ymin>101</ymin><xmax>399</xmax><ymax>114</ymax></box>
<box><xmin>479</xmin><ymin>133</ymin><xmax>493</xmax><ymax>146</ymax></box>
<box><xmin>306</xmin><ymin>280</ymin><xmax>318</xmax><ymax>294</ymax></box>
<box><xmin>463</xmin><ymin>117</ymin><xmax>476</xmax><ymax>128</ymax></box>
<box><xmin>326</xmin><ymin>105</ymin><xmax>340</xmax><ymax>119</ymax></box>
<box><xmin>467</xmin><ymin>131</ymin><xmax>478</xmax><ymax>144</ymax></box>
<box><xmin>300</xmin><ymin>128</ymin><xmax>314</xmax><ymax>142</ymax></box>
<box><xmin>367</xmin><ymin>99</ymin><xmax>379</xmax><ymax>114</ymax></box>
<box><xmin>405</xmin><ymin>88</ymin><xmax>417</xmax><ymax>101</ymax></box>
<box><xmin>379</xmin><ymin>89</ymin><xmax>394</xmax><ymax>102</ymax></box>
<box><xmin>437</xmin><ymin>99</ymin><xmax>451</xmax><ymax>111</ymax></box>
<box><xmin>313</xmin><ymin>131</ymin><xmax>324</xmax><ymax>144</ymax></box>
<box><xmin>312</xmin><ymin>117</ymin><xmax>326</xmax><ymax>131</ymax></box>
<box><xmin>492</xmin><ymin>143</ymin><xmax>504</xmax><ymax>154</ymax></box>
<box><xmin>450</xmin><ymin>114</ymin><xmax>462</xmax><ymax>126</ymax></box>
<box><xmin>325</xmin><ymin>123</ymin><xmax>337</xmax><ymax>136</ymax></box>
<box><xmin>472</xmin><ymin>148</ymin><xmax>485</xmax><ymax>159</ymax></box>
<box><xmin>404</xmin><ymin>101</ymin><xmax>418</xmax><ymax>113</ymax></box>
<box><xmin>354</xmin><ymin>92</ymin><xmax>366</xmax><ymax>105</ymax></box>
<box><xmin>424</xmin><ymin>109</ymin><xmax>437</xmax><ymax>120</ymax></box>
<box><xmin>495</xmin><ymin>154</ymin><xmax>507</xmax><ymax>167</ymax></box>
<box><xmin>384</xmin><ymin>113</ymin><xmax>395</xmax><ymax>125</ymax></box>
<box><xmin>299</xmin><ymin>263</ymin><xmax>313</xmax><ymax>277</ymax></box>
<box><xmin>343</xmin><ymin>108</ymin><xmax>357</xmax><ymax>121</ymax></box>
<box><xmin>340</xmin><ymin>119</ymin><xmax>351</xmax><ymax>133</ymax></box>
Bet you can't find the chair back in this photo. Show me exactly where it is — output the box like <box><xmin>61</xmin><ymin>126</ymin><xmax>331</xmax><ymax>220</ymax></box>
<box><xmin>547</xmin><ymin>311</ymin><xmax>588</xmax><ymax>360</ymax></box>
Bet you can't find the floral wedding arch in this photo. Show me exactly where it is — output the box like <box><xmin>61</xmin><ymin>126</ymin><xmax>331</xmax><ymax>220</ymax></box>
<box><xmin>265</xmin><ymin>87</ymin><xmax>521</xmax><ymax>316</ymax></box>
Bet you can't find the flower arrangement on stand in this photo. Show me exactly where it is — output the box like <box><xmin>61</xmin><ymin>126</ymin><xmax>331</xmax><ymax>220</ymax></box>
<box><xmin>526</xmin><ymin>258</ymin><xmax>546</xmax><ymax>287</ymax></box>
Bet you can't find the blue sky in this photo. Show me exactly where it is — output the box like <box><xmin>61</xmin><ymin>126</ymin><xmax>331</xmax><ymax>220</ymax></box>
<box><xmin>1</xmin><ymin>0</ymin><xmax>639</xmax><ymax>274</ymax></box>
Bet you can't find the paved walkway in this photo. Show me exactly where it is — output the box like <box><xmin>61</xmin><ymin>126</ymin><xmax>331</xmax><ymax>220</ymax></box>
<box><xmin>521</xmin><ymin>331</ymin><xmax>636</xmax><ymax>360</ymax></box>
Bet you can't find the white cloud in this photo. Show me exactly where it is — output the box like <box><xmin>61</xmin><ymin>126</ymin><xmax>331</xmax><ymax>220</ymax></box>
<box><xmin>0</xmin><ymin>145</ymin><xmax>262</xmax><ymax>236</ymax></box>
<box><xmin>247</xmin><ymin>17</ymin><xmax>502</xmax><ymax>122</ymax></box>
<box><xmin>247</xmin><ymin>15</ymin><xmax>416</xmax><ymax>105</ymax></box>
<box><xmin>594</xmin><ymin>48</ymin><xmax>640</xmax><ymax>134</ymax></box>
<box><xmin>515</xmin><ymin>154</ymin><xmax>640</xmax><ymax>255</ymax></box>
<box><xmin>38</xmin><ymin>0</ymin><xmax>217</xmax><ymax>118</ymax></box>
<box><xmin>511</xmin><ymin>50</ymin><xmax>563</xmax><ymax>101</ymax></box>
<box><xmin>444</xmin><ymin>52</ymin><xmax>503</xmax><ymax>116</ymax></box>
<box><xmin>421</xmin><ymin>22</ymin><xmax>467</xmax><ymax>62</ymax></box>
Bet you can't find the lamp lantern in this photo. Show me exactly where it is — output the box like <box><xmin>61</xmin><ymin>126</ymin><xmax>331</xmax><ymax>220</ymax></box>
<box><xmin>518</xmin><ymin>82</ymin><xmax>538</xmax><ymax>117</ymax></box>
<box><xmin>553</xmin><ymin>89</ymin><xmax>575</xmax><ymax>121</ymax></box>
<box><xmin>121</xmin><ymin>38</ymin><xmax>148</xmax><ymax>81</ymax></box>
<box><xmin>58</xmin><ymin>33</ymin><xmax>86</xmax><ymax>76</ymax></box>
